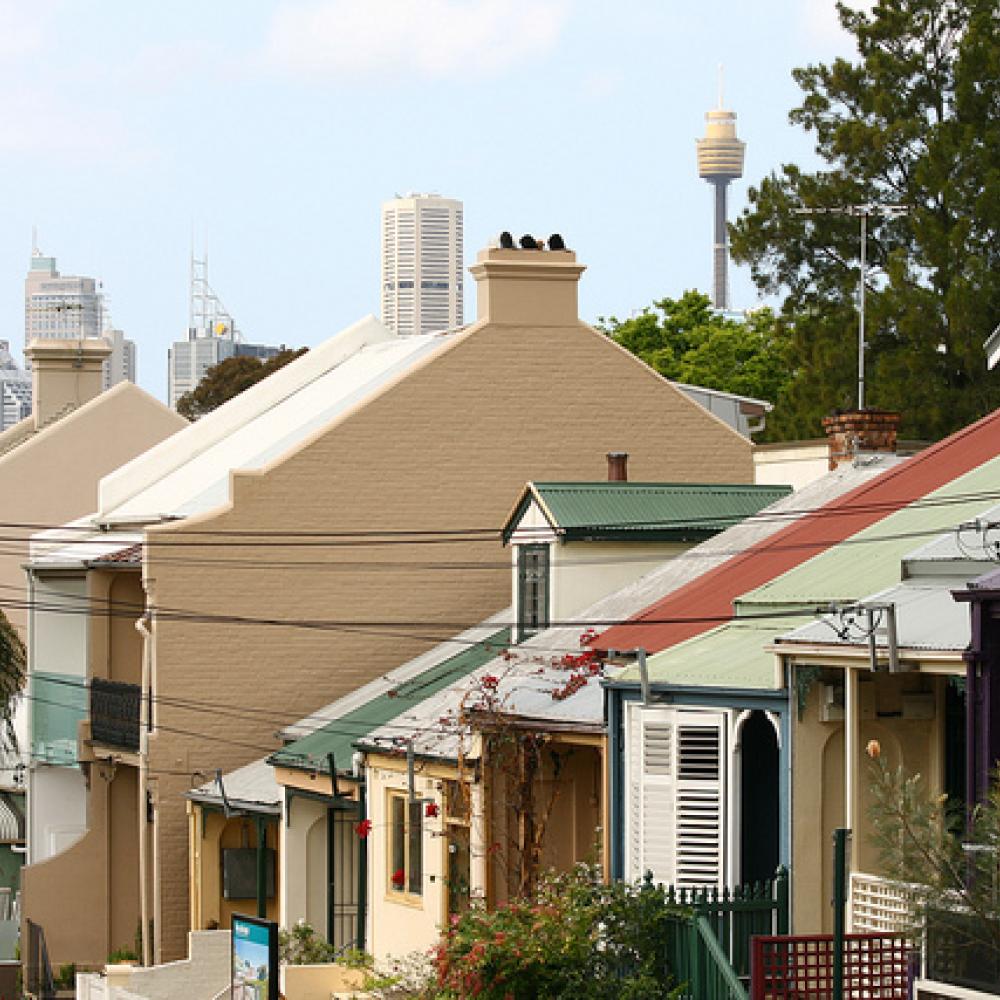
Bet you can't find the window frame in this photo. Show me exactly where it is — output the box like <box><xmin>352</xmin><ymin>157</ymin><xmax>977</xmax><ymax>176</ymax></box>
<box><xmin>386</xmin><ymin>789</ymin><xmax>423</xmax><ymax>901</ymax></box>
<box><xmin>517</xmin><ymin>543</ymin><xmax>551</xmax><ymax>642</ymax></box>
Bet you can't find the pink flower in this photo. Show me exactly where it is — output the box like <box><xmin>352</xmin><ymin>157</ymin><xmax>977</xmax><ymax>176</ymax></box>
<box><xmin>425</xmin><ymin>801</ymin><xmax>440</xmax><ymax>818</ymax></box>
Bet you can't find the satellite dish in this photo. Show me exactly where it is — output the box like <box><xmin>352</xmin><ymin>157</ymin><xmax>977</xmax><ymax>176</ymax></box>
<box><xmin>985</xmin><ymin>323</ymin><xmax>1000</xmax><ymax>370</ymax></box>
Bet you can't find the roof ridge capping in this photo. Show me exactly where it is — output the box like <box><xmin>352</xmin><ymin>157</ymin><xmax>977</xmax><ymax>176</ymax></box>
<box><xmin>97</xmin><ymin>315</ymin><xmax>394</xmax><ymax>519</ymax></box>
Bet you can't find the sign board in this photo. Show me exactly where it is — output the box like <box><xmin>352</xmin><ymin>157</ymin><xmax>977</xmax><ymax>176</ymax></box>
<box><xmin>231</xmin><ymin>913</ymin><xmax>278</xmax><ymax>1000</ymax></box>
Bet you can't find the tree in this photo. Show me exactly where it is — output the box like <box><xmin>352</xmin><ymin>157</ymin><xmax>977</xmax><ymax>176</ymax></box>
<box><xmin>0</xmin><ymin>614</ymin><xmax>24</xmax><ymax>750</ymax></box>
<box><xmin>730</xmin><ymin>0</ymin><xmax>1000</xmax><ymax>442</ymax></box>
<box><xmin>176</xmin><ymin>348</ymin><xmax>308</xmax><ymax>420</ymax></box>
<box><xmin>597</xmin><ymin>291</ymin><xmax>793</xmax><ymax>412</ymax></box>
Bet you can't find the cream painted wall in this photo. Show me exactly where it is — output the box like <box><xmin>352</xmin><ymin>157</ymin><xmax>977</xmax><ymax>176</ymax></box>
<box><xmin>27</xmin><ymin>765</ymin><xmax>86</xmax><ymax>864</ymax></box>
<box><xmin>367</xmin><ymin>766</ymin><xmax>447</xmax><ymax>965</ymax></box>
<box><xmin>753</xmin><ymin>443</ymin><xmax>828</xmax><ymax>491</ymax></box>
<box><xmin>281</xmin><ymin>795</ymin><xmax>327</xmax><ymax>934</ymax></box>
<box><xmin>30</xmin><ymin>576</ymin><xmax>87</xmax><ymax>677</ymax></box>
<box><xmin>791</xmin><ymin>668</ymin><xmax>944</xmax><ymax>933</ymax></box>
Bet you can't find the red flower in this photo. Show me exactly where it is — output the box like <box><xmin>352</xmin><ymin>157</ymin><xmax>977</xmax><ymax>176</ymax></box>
<box><xmin>391</xmin><ymin>867</ymin><xmax>405</xmax><ymax>887</ymax></box>
<box><xmin>354</xmin><ymin>818</ymin><xmax>372</xmax><ymax>838</ymax></box>
<box><xmin>425</xmin><ymin>801</ymin><xmax>440</xmax><ymax>818</ymax></box>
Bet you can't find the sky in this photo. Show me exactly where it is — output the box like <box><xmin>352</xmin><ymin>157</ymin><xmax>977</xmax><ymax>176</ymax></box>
<box><xmin>0</xmin><ymin>0</ymin><xmax>865</xmax><ymax>402</ymax></box>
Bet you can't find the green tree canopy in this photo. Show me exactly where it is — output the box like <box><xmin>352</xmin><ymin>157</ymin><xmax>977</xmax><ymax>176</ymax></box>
<box><xmin>730</xmin><ymin>0</ymin><xmax>1000</xmax><ymax>441</ymax></box>
<box><xmin>0</xmin><ymin>615</ymin><xmax>25</xmax><ymax>751</ymax></box>
<box><xmin>176</xmin><ymin>348</ymin><xmax>308</xmax><ymax>420</ymax></box>
<box><xmin>598</xmin><ymin>290</ymin><xmax>793</xmax><ymax>411</ymax></box>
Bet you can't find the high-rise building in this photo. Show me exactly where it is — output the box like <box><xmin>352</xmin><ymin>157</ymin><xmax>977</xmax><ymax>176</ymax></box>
<box><xmin>381</xmin><ymin>193</ymin><xmax>463</xmax><ymax>336</ymax></box>
<box><xmin>23</xmin><ymin>247</ymin><xmax>137</xmax><ymax>394</ymax></box>
<box><xmin>167</xmin><ymin>253</ymin><xmax>282</xmax><ymax>409</ymax></box>
<box><xmin>696</xmin><ymin>103</ymin><xmax>745</xmax><ymax>310</ymax></box>
<box><xmin>0</xmin><ymin>340</ymin><xmax>32</xmax><ymax>432</ymax></box>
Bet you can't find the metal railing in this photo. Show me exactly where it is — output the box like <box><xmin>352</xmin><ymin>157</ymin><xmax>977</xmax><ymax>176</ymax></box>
<box><xmin>90</xmin><ymin>678</ymin><xmax>141</xmax><ymax>751</ymax></box>
<box><xmin>24</xmin><ymin>919</ymin><xmax>55</xmax><ymax>1000</ymax></box>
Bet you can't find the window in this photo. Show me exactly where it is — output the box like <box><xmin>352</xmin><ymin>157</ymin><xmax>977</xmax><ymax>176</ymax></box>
<box><xmin>517</xmin><ymin>545</ymin><xmax>550</xmax><ymax>641</ymax></box>
<box><xmin>388</xmin><ymin>792</ymin><xmax>423</xmax><ymax>897</ymax></box>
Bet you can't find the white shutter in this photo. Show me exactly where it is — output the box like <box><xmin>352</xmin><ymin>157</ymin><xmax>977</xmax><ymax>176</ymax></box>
<box><xmin>674</xmin><ymin>712</ymin><xmax>726</xmax><ymax>888</ymax></box>
<box><xmin>624</xmin><ymin>704</ymin><xmax>726</xmax><ymax>888</ymax></box>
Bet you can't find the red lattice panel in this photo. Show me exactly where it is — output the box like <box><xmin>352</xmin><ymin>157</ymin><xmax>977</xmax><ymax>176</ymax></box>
<box><xmin>751</xmin><ymin>933</ymin><xmax>909</xmax><ymax>999</ymax></box>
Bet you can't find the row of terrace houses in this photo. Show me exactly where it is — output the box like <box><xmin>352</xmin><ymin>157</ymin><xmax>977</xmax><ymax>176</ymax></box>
<box><xmin>182</xmin><ymin>405</ymin><xmax>1000</xmax><ymax>998</ymax></box>
<box><xmin>20</xmin><ymin>242</ymin><xmax>770</xmax><ymax>971</ymax></box>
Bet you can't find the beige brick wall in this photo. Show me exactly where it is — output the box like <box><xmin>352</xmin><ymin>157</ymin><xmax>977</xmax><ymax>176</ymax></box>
<box><xmin>145</xmin><ymin>317</ymin><xmax>753</xmax><ymax>958</ymax></box>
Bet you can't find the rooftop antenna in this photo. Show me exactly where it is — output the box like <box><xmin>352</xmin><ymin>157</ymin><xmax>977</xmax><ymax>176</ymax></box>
<box><xmin>717</xmin><ymin>63</ymin><xmax>724</xmax><ymax>109</ymax></box>
<box><xmin>31</xmin><ymin>226</ymin><xmax>38</xmax><ymax>256</ymax></box>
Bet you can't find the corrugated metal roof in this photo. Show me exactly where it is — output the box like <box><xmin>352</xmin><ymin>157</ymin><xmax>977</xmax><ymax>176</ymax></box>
<box><xmin>616</xmin><ymin>619</ymin><xmax>786</xmax><ymax>690</ymax></box>
<box><xmin>506</xmin><ymin>482</ymin><xmax>791</xmax><ymax>542</ymax></box>
<box><xmin>596</xmin><ymin>406</ymin><xmax>1000</xmax><ymax>654</ymax></box>
<box><xmin>269</xmin><ymin>625</ymin><xmax>511</xmax><ymax>775</ymax></box>
<box><xmin>776</xmin><ymin>579</ymin><xmax>971</xmax><ymax>653</ymax></box>
<box><xmin>187</xmin><ymin>758</ymin><xmax>281</xmax><ymax>815</ymax></box>
<box><xmin>737</xmin><ymin>455</ymin><xmax>1000</xmax><ymax>610</ymax></box>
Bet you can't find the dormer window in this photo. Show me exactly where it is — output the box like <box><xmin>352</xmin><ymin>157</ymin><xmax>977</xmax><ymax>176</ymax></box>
<box><xmin>517</xmin><ymin>544</ymin><xmax>550</xmax><ymax>641</ymax></box>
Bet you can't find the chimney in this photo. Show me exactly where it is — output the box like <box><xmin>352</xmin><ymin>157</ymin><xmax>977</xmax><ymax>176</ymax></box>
<box><xmin>607</xmin><ymin>451</ymin><xmax>629</xmax><ymax>482</ymax></box>
<box><xmin>821</xmin><ymin>409</ymin><xmax>901</xmax><ymax>470</ymax></box>
<box><xmin>469</xmin><ymin>243</ymin><xmax>586</xmax><ymax>327</ymax></box>
<box><xmin>25</xmin><ymin>338</ymin><xmax>112</xmax><ymax>429</ymax></box>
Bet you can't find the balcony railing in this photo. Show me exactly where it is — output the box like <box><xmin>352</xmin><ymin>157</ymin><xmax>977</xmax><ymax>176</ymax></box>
<box><xmin>89</xmin><ymin>679</ymin><xmax>140</xmax><ymax>752</ymax></box>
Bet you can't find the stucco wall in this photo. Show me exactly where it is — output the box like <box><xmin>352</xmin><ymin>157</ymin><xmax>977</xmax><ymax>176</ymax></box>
<box><xmin>791</xmin><ymin>669</ymin><xmax>943</xmax><ymax>933</ymax></box>
<box><xmin>0</xmin><ymin>384</ymin><xmax>184</xmax><ymax>639</ymax></box>
<box><xmin>142</xmin><ymin>316</ymin><xmax>752</xmax><ymax>958</ymax></box>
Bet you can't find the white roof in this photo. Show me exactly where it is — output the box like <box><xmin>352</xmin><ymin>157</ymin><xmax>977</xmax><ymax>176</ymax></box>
<box><xmin>96</xmin><ymin>316</ymin><xmax>455</xmax><ymax>524</ymax></box>
<box><xmin>187</xmin><ymin>758</ymin><xmax>282</xmax><ymax>814</ymax></box>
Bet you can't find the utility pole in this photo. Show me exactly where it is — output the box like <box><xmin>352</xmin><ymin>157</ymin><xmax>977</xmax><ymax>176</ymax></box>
<box><xmin>795</xmin><ymin>203</ymin><xmax>908</xmax><ymax>410</ymax></box>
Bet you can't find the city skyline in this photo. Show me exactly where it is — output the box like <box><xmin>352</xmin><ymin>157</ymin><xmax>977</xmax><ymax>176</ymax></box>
<box><xmin>0</xmin><ymin>1</ymin><xmax>862</xmax><ymax>403</ymax></box>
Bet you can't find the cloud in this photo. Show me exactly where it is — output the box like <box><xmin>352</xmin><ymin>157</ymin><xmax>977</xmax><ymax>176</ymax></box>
<box><xmin>265</xmin><ymin>0</ymin><xmax>570</xmax><ymax>80</ymax></box>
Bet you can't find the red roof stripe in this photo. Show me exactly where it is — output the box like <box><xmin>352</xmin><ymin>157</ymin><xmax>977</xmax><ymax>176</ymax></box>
<box><xmin>595</xmin><ymin>407</ymin><xmax>1000</xmax><ymax>654</ymax></box>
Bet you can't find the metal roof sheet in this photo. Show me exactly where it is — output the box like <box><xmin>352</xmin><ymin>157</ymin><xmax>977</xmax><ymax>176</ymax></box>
<box><xmin>187</xmin><ymin>758</ymin><xmax>282</xmax><ymax>815</ymax></box>
<box><xmin>269</xmin><ymin>624</ymin><xmax>511</xmax><ymax>775</ymax></box>
<box><xmin>776</xmin><ymin>579</ymin><xmax>972</xmax><ymax>653</ymax></box>
<box><xmin>597</xmin><ymin>406</ymin><xmax>1000</xmax><ymax>654</ymax></box>
<box><xmin>616</xmin><ymin>619</ymin><xmax>786</xmax><ymax>690</ymax></box>
<box><xmin>736</xmin><ymin>455</ymin><xmax>1000</xmax><ymax>610</ymax></box>
<box><xmin>506</xmin><ymin>482</ymin><xmax>791</xmax><ymax>542</ymax></box>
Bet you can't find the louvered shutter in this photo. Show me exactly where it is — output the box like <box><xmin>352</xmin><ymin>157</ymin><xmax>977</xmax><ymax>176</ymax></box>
<box><xmin>674</xmin><ymin>711</ymin><xmax>726</xmax><ymax>888</ymax></box>
<box><xmin>624</xmin><ymin>705</ymin><xmax>726</xmax><ymax>888</ymax></box>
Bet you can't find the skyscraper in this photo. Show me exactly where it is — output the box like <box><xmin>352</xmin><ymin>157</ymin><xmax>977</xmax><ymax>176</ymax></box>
<box><xmin>24</xmin><ymin>247</ymin><xmax>137</xmax><ymax>392</ymax></box>
<box><xmin>167</xmin><ymin>252</ymin><xmax>282</xmax><ymax>409</ymax></box>
<box><xmin>0</xmin><ymin>340</ymin><xmax>32</xmax><ymax>432</ymax></box>
<box><xmin>696</xmin><ymin>103</ymin><xmax>745</xmax><ymax>310</ymax></box>
<box><xmin>381</xmin><ymin>194</ymin><xmax>463</xmax><ymax>336</ymax></box>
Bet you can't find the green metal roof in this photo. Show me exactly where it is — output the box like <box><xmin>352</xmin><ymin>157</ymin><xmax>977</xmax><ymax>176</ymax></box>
<box><xmin>737</xmin><ymin>455</ymin><xmax>1000</xmax><ymax>610</ymax></box>
<box><xmin>503</xmin><ymin>482</ymin><xmax>792</xmax><ymax>543</ymax></box>
<box><xmin>616</xmin><ymin>619</ymin><xmax>787</xmax><ymax>690</ymax></box>
<box><xmin>269</xmin><ymin>628</ymin><xmax>511</xmax><ymax>775</ymax></box>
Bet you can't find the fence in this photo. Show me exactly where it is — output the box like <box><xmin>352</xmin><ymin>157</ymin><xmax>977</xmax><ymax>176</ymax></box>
<box><xmin>24</xmin><ymin>919</ymin><xmax>55</xmax><ymax>1000</ymax></box>
<box><xmin>648</xmin><ymin>868</ymin><xmax>789</xmax><ymax>1000</ymax></box>
<box><xmin>750</xmin><ymin>933</ymin><xmax>909</xmax><ymax>999</ymax></box>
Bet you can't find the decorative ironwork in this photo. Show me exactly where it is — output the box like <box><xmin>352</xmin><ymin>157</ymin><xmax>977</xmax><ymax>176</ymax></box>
<box><xmin>89</xmin><ymin>678</ymin><xmax>141</xmax><ymax>751</ymax></box>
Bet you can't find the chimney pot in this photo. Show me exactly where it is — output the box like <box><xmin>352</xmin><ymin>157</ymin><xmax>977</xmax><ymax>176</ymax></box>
<box><xmin>821</xmin><ymin>409</ymin><xmax>901</xmax><ymax>470</ymax></box>
<box><xmin>607</xmin><ymin>451</ymin><xmax>629</xmax><ymax>482</ymax></box>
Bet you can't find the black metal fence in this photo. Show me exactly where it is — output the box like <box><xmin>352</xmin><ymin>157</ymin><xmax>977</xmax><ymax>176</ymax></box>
<box><xmin>24</xmin><ymin>919</ymin><xmax>54</xmax><ymax>1000</ymax></box>
<box><xmin>89</xmin><ymin>678</ymin><xmax>141</xmax><ymax>751</ymax></box>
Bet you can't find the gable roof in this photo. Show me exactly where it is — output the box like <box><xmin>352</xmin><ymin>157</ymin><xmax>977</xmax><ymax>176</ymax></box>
<box><xmin>595</xmin><ymin>407</ymin><xmax>1000</xmax><ymax>654</ymax></box>
<box><xmin>95</xmin><ymin>317</ymin><xmax>458</xmax><ymax>523</ymax></box>
<box><xmin>502</xmin><ymin>482</ymin><xmax>791</xmax><ymax>544</ymax></box>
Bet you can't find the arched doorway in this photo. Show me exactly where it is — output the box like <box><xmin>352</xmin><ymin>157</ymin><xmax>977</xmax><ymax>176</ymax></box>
<box><xmin>739</xmin><ymin>711</ymin><xmax>779</xmax><ymax>885</ymax></box>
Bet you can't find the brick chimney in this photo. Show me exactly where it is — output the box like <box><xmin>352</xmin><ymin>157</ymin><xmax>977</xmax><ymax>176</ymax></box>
<box><xmin>821</xmin><ymin>409</ymin><xmax>901</xmax><ymax>470</ymax></box>
<box><xmin>469</xmin><ymin>244</ymin><xmax>586</xmax><ymax>326</ymax></box>
<box><xmin>607</xmin><ymin>451</ymin><xmax>628</xmax><ymax>482</ymax></box>
<box><xmin>25</xmin><ymin>338</ymin><xmax>112</xmax><ymax>429</ymax></box>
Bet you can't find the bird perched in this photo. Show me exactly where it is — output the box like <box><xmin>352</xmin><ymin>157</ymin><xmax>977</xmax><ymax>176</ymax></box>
<box><xmin>548</xmin><ymin>233</ymin><xmax>566</xmax><ymax>250</ymax></box>
<box><xmin>519</xmin><ymin>234</ymin><xmax>538</xmax><ymax>249</ymax></box>
<box><xmin>499</xmin><ymin>231</ymin><xmax>514</xmax><ymax>249</ymax></box>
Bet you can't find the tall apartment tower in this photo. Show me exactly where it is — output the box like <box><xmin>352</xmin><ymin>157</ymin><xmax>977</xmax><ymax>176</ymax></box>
<box><xmin>381</xmin><ymin>194</ymin><xmax>463</xmax><ymax>336</ymax></box>
<box><xmin>24</xmin><ymin>247</ymin><xmax>136</xmax><ymax>391</ymax></box>
<box><xmin>696</xmin><ymin>104</ymin><xmax>745</xmax><ymax>310</ymax></box>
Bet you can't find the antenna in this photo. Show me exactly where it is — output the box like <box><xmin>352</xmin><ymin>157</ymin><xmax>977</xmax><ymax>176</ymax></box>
<box><xmin>31</xmin><ymin>226</ymin><xmax>38</xmax><ymax>256</ymax></box>
<box><xmin>718</xmin><ymin>64</ymin><xmax>724</xmax><ymax>109</ymax></box>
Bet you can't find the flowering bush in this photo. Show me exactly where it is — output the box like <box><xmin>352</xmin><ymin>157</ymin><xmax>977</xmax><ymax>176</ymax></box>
<box><xmin>431</xmin><ymin>865</ymin><xmax>685</xmax><ymax>999</ymax></box>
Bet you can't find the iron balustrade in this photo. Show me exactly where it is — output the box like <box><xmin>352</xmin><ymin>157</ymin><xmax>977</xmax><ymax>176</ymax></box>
<box><xmin>89</xmin><ymin>678</ymin><xmax>141</xmax><ymax>751</ymax></box>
